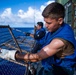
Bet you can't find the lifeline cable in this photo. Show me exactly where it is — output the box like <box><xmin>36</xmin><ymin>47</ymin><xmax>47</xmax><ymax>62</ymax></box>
<box><xmin>12</xmin><ymin>28</ymin><xmax>26</xmax><ymax>34</ymax></box>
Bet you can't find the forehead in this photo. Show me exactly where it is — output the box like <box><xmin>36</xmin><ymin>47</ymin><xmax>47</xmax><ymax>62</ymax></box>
<box><xmin>37</xmin><ymin>24</ymin><xmax>39</xmax><ymax>26</ymax></box>
<box><xmin>44</xmin><ymin>18</ymin><xmax>56</xmax><ymax>22</ymax></box>
<box><xmin>37</xmin><ymin>24</ymin><xmax>40</xmax><ymax>27</ymax></box>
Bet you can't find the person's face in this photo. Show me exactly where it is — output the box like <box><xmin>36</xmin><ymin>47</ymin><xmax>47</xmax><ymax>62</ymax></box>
<box><xmin>36</xmin><ymin>25</ymin><xmax>41</xmax><ymax>30</ymax></box>
<box><xmin>44</xmin><ymin>18</ymin><xmax>63</xmax><ymax>32</ymax></box>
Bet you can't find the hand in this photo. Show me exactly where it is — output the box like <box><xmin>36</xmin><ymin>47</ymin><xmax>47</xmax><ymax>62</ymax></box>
<box><xmin>0</xmin><ymin>49</ymin><xmax>17</xmax><ymax>60</ymax></box>
<box><xmin>25</xmin><ymin>32</ymin><xmax>30</xmax><ymax>36</ymax></box>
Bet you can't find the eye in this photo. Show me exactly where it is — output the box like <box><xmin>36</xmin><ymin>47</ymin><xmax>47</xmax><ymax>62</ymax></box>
<box><xmin>46</xmin><ymin>22</ymin><xmax>51</xmax><ymax>24</ymax></box>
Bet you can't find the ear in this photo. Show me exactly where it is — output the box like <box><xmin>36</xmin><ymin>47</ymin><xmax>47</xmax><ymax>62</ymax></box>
<box><xmin>58</xmin><ymin>18</ymin><xmax>64</xmax><ymax>25</ymax></box>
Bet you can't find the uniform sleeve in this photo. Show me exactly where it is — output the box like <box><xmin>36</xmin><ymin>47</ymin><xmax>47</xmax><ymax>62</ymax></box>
<box><xmin>34</xmin><ymin>31</ymin><xmax>45</xmax><ymax>40</ymax></box>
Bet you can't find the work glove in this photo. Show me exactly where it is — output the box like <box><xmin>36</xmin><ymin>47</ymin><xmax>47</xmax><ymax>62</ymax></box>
<box><xmin>0</xmin><ymin>49</ymin><xmax>17</xmax><ymax>60</ymax></box>
<box><xmin>25</xmin><ymin>32</ymin><xmax>30</xmax><ymax>36</ymax></box>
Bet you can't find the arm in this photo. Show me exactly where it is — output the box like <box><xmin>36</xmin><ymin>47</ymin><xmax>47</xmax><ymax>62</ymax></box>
<box><xmin>25</xmin><ymin>30</ymin><xmax>45</xmax><ymax>39</ymax></box>
<box><xmin>0</xmin><ymin>38</ymin><xmax>65</xmax><ymax>62</ymax></box>
<box><xmin>30</xmin><ymin>34</ymin><xmax>34</xmax><ymax>38</ymax></box>
<box><xmin>15</xmin><ymin>38</ymin><xmax>65</xmax><ymax>62</ymax></box>
<box><xmin>34</xmin><ymin>31</ymin><xmax>45</xmax><ymax>40</ymax></box>
<box><xmin>25</xmin><ymin>32</ymin><xmax>34</xmax><ymax>38</ymax></box>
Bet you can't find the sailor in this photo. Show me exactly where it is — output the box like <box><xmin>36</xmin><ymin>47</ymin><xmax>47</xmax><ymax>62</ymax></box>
<box><xmin>25</xmin><ymin>22</ymin><xmax>46</xmax><ymax>53</ymax></box>
<box><xmin>0</xmin><ymin>2</ymin><xmax>76</xmax><ymax>75</ymax></box>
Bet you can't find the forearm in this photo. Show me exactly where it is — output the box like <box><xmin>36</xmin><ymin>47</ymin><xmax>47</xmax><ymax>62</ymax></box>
<box><xmin>0</xmin><ymin>48</ymin><xmax>49</xmax><ymax>62</ymax></box>
<box><xmin>15</xmin><ymin>52</ymin><xmax>42</xmax><ymax>62</ymax></box>
<box><xmin>15</xmin><ymin>48</ymin><xmax>49</xmax><ymax>62</ymax></box>
<box><xmin>30</xmin><ymin>34</ymin><xmax>34</xmax><ymax>38</ymax></box>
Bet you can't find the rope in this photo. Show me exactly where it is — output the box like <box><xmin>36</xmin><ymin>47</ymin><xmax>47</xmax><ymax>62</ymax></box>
<box><xmin>0</xmin><ymin>57</ymin><xmax>27</xmax><ymax>67</ymax></box>
<box><xmin>12</xmin><ymin>28</ymin><xmax>26</xmax><ymax>34</ymax></box>
<box><xmin>2</xmin><ymin>43</ymin><xmax>28</xmax><ymax>53</ymax></box>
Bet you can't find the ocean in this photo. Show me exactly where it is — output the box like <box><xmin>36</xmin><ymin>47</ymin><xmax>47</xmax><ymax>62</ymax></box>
<box><xmin>0</xmin><ymin>27</ymin><xmax>35</xmax><ymax>75</ymax></box>
<box><xmin>13</xmin><ymin>27</ymin><xmax>34</xmax><ymax>36</ymax></box>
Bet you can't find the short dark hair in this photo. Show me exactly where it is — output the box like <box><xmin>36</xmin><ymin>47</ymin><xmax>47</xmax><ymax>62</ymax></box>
<box><xmin>42</xmin><ymin>2</ymin><xmax>65</xmax><ymax>19</ymax></box>
<box><xmin>37</xmin><ymin>22</ymin><xmax>43</xmax><ymax>28</ymax></box>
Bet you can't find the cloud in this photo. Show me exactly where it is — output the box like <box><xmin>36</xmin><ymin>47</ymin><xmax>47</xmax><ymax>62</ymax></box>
<box><xmin>45</xmin><ymin>0</ymin><xmax>55</xmax><ymax>5</ymax></box>
<box><xmin>0</xmin><ymin>0</ymin><xmax>54</xmax><ymax>27</ymax></box>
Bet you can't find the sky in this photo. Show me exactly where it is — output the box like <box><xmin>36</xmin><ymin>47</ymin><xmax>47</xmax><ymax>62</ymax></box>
<box><xmin>0</xmin><ymin>0</ymin><xmax>55</xmax><ymax>27</ymax></box>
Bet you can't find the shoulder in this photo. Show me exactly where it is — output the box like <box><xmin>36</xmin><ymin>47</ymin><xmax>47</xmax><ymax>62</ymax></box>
<box><xmin>42</xmin><ymin>38</ymin><xmax>65</xmax><ymax>56</ymax></box>
<box><xmin>50</xmin><ymin>38</ymin><xmax>65</xmax><ymax>48</ymax></box>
